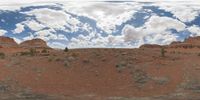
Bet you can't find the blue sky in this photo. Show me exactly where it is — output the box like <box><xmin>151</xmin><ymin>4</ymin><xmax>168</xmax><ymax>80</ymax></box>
<box><xmin>0</xmin><ymin>1</ymin><xmax>200</xmax><ymax>48</ymax></box>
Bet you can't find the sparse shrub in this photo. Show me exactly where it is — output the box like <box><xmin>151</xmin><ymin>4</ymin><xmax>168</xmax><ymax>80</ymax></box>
<box><xmin>64</xmin><ymin>61</ymin><xmax>70</xmax><ymax>68</ymax></box>
<box><xmin>71</xmin><ymin>52</ymin><xmax>79</xmax><ymax>57</ymax></box>
<box><xmin>0</xmin><ymin>82</ymin><xmax>9</xmax><ymax>92</ymax></box>
<box><xmin>41</xmin><ymin>49</ymin><xmax>48</xmax><ymax>53</ymax></box>
<box><xmin>131</xmin><ymin>69</ymin><xmax>149</xmax><ymax>84</ymax></box>
<box><xmin>55</xmin><ymin>58</ymin><xmax>61</xmax><ymax>62</ymax></box>
<box><xmin>30</xmin><ymin>48</ymin><xmax>36</xmax><ymax>56</ymax></box>
<box><xmin>115</xmin><ymin>61</ymin><xmax>127</xmax><ymax>73</ymax></box>
<box><xmin>101</xmin><ymin>58</ymin><xmax>106</xmax><ymax>62</ymax></box>
<box><xmin>67</xmin><ymin>56</ymin><xmax>76</xmax><ymax>61</ymax></box>
<box><xmin>83</xmin><ymin>59</ymin><xmax>89</xmax><ymax>63</ymax></box>
<box><xmin>20</xmin><ymin>51</ymin><xmax>31</xmax><ymax>56</ymax></box>
<box><xmin>161</xmin><ymin>47</ymin><xmax>166</xmax><ymax>57</ymax></box>
<box><xmin>20</xmin><ymin>48</ymin><xmax>37</xmax><ymax>56</ymax></box>
<box><xmin>48</xmin><ymin>57</ymin><xmax>53</xmax><ymax>62</ymax></box>
<box><xmin>64</xmin><ymin>47</ymin><xmax>69</xmax><ymax>52</ymax></box>
<box><xmin>0</xmin><ymin>52</ymin><xmax>5</xmax><ymax>59</ymax></box>
<box><xmin>152</xmin><ymin>77</ymin><xmax>169</xmax><ymax>85</ymax></box>
<box><xmin>40</xmin><ymin>53</ymin><xmax>50</xmax><ymax>56</ymax></box>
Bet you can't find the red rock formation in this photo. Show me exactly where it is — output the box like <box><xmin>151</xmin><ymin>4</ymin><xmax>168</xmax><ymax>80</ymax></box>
<box><xmin>169</xmin><ymin>36</ymin><xmax>200</xmax><ymax>49</ymax></box>
<box><xmin>20</xmin><ymin>38</ymin><xmax>49</xmax><ymax>48</ymax></box>
<box><xmin>184</xmin><ymin>36</ymin><xmax>200</xmax><ymax>45</ymax></box>
<box><xmin>0</xmin><ymin>36</ymin><xmax>18</xmax><ymax>48</ymax></box>
<box><xmin>139</xmin><ymin>44</ymin><xmax>162</xmax><ymax>49</ymax></box>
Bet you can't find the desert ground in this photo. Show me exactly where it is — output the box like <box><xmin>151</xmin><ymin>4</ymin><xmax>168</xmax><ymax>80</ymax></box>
<box><xmin>0</xmin><ymin>36</ymin><xmax>200</xmax><ymax>100</ymax></box>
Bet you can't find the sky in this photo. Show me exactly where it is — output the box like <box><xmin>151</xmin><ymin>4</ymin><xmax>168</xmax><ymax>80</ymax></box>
<box><xmin>0</xmin><ymin>0</ymin><xmax>200</xmax><ymax>49</ymax></box>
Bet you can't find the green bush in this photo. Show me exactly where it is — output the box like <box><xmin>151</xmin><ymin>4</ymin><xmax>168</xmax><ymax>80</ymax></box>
<box><xmin>41</xmin><ymin>49</ymin><xmax>48</xmax><ymax>53</ymax></box>
<box><xmin>30</xmin><ymin>48</ymin><xmax>36</xmax><ymax>56</ymax></box>
<box><xmin>161</xmin><ymin>47</ymin><xmax>166</xmax><ymax>57</ymax></box>
<box><xmin>20</xmin><ymin>48</ymin><xmax>37</xmax><ymax>56</ymax></box>
<box><xmin>20</xmin><ymin>52</ymin><xmax>31</xmax><ymax>56</ymax></box>
<box><xmin>0</xmin><ymin>52</ymin><xmax>5</xmax><ymax>59</ymax></box>
<box><xmin>64</xmin><ymin>47</ymin><xmax>69</xmax><ymax>52</ymax></box>
<box><xmin>132</xmin><ymin>69</ymin><xmax>149</xmax><ymax>84</ymax></box>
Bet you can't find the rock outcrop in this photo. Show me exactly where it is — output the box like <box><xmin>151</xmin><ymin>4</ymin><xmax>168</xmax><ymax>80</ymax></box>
<box><xmin>140</xmin><ymin>44</ymin><xmax>162</xmax><ymax>49</ymax></box>
<box><xmin>20</xmin><ymin>39</ymin><xmax>49</xmax><ymax>48</ymax></box>
<box><xmin>169</xmin><ymin>36</ymin><xmax>200</xmax><ymax>49</ymax></box>
<box><xmin>139</xmin><ymin>36</ymin><xmax>200</xmax><ymax>49</ymax></box>
<box><xmin>0</xmin><ymin>36</ymin><xmax>18</xmax><ymax>48</ymax></box>
<box><xmin>184</xmin><ymin>36</ymin><xmax>200</xmax><ymax>44</ymax></box>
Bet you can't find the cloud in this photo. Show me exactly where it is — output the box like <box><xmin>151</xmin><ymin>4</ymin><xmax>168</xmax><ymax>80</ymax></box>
<box><xmin>33</xmin><ymin>29</ymin><xmax>68</xmax><ymax>41</ymax></box>
<box><xmin>188</xmin><ymin>25</ymin><xmax>200</xmax><ymax>36</ymax></box>
<box><xmin>0</xmin><ymin>1</ymin><xmax>200</xmax><ymax>49</ymax></box>
<box><xmin>24</xmin><ymin>8</ymin><xmax>69</xmax><ymax>30</ymax></box>
<box><xmin>153</xmin><ymin>2</ymin><xmax>200</xmax><ymax>22</ymax></box>
<box><xmin>68</xmin><ymin>14</ymin><xmax>187</xmax><ymax>48</ymax></box>
<box><xmin>139</xmin><ymin>16</ymin><xmax>185</xmax><ymax>45</ymax></box>
<box><xmin>121</xmin><ymin>25</ymin><xmax>144</xmax><ymax>42</ymax></box>
<box><xmin>68</xmin><ymin>31</ymin><xmax>108</xmax><ymax>48</ymax></box>
<box><xmin>23</xmin><ymin>8</ymin><xmax>82</xmax><ymax>33</ymax></box>
<box><xmin>144</xmin><ymin>16</ymin><xmax>186</xmax><ymax>33</ymax></box>
<box><xmin>13</xmin><ymin>37</ymin><xmax>22</xmax><ymax>44</ymax></box>
<box><xmin>13</xmin><ymin>23</ymin><xmax>25</xmax><ymax>34</ymax></box>
<box><xmin>23</xmin><ymin>20</ymin><xmax>45</xmax><ymax>31</ymax></box>
<box><xmin>107</xmin><ymin>15</ymin><xmax>185</xmax><ymax>47</ymax></box>
<box><xmin>0</xmin><ymin>29</ymin><xmax>7</xmax><ymax>36</ymax></box>
<box><xmin>63</xmin><ymin>2</ymin><xmax>142</xmax><ymax>33</ymax></box>
<box><xmin>48</xmin><ymin>41</ymin><xmax>66</xmax><ymax>49</ymax></box>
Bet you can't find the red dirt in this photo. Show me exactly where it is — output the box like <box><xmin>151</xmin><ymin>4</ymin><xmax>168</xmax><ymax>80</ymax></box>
<box><xmin>0</xmin><ymin>36</ymin><xmax>200</xmax><ymax>99</ymax></box>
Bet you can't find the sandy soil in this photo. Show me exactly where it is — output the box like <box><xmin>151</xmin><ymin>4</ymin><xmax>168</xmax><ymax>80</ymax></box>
<box><xmin>0</xmin><ymin>46</ymin><xmax>200</xmax><ymax>100</ymax></box>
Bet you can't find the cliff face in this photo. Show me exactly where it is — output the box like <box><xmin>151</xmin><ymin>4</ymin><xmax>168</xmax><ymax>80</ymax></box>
<box><xmin>184</xmin><ymin>36</ymin><xmax>200</xmax><ymax>44</ymax></box>
<box><xmin>0</xmin><ymin>36</ymin><xmax>18</xmax><ymax>48</ymax></box>
<box><xmin>140</xmin><ymin>36</ymin><xmax>200</xmax><ymax>49</ymax></box>
<box><xmin>20</xmin><ymin>39</ymin><xmax>49</xmax><ymax>48</ymax></box>
<box><xmin>0</xmin><ymin>36</ymin><xmax>49</xmax><ymax>49</ymax></box>
<box><xmin>169</xmin><ymin>36</ymin><xmax>200</xmax><ymax>49</ymax></box>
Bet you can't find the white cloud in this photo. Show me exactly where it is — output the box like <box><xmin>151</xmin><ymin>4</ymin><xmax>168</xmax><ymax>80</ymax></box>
<box><xmin>106</xmin><ymin>16</ymin><xmax>185</xmax><ymax>47</ymax></box>
<box><xmin>68</xmin><ymin>31</ymin><xmax>109</xmax><ymax>48</ymax></box>
<box><xmin>68</xmin><ymin>15</ymin><xmax>187</xmax><ymax>48</ymax></box>
<box><xmin>48</xmin><ymin>42</ymin><xmax>66</xmax><ymax>49</ymax></box>
<box><xmin>108</xmin><ymin>35</ymin><xmax>124</xmax><ymax>44</ymax></box>
<box><xmin>13</xmin><ymin>37</ymin><xmax>22</xmax><ymax>44</ymax></box>
<box><xmin>1</xmin><ymin>1</ymin><xmax>200</xmax><ymax>49</ymax></box>
<box><xmin>13</xmin><ymin>23</ymin><xmax>25</xmax><ymax>34</ymax></box>
<box><xmin>34</xmin><ymin>29</ymin><xmax>57</xmax><ymax>41</ymax></box>
<box><xmin>144</xmin><ymin>16</ymin><xmax>186</xmax><ymax>33</ymax></box>
<box><xmin>188</xmin><ymin>25</ymin><xmax>200</xmax><ymax>36</ymax></box>
<box><xmin>23</xmin><ymin>20</ymin><xmax>45</xmax><ymax>31</ymax></box>
<box><xmin>63</xmin><ymin>2</ymin><xmax>142</xmax><ymax>33</ymax></box>
<box><xmin>0</xmin><ymin>29</ymin><xmax>7</xmax><ymax>36</ymax></box>
<box><xmin>34</xmin><ymin>29</ymin><xmax>68</xmax><ymax>41</ymax></box>
<box><xmin>24</xmin><ymin>8</ymin><xmax>69</xmax><ymax>30</ymax></box>
<box><xmin>153</xmin><ymin>2</ymin><xmax>200</xmax><ymax>22</ymax></box>
<box><xmin>24</xmin><ymin>8</ymin><xmax>82</xmax><ymax>33</ymax></box>
<box><xmin>121</xmin><ymin>25</ymin><xmax>145</xmax><ymax>42</ymax></box>
<box><xmin>139</xmin><ymin>16</ymin><xmax>185</xmax><ymax>45</ymax></box>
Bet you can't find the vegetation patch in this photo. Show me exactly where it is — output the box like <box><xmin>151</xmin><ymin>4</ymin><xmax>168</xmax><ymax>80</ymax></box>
<box><xmin>64</xmin><ymin>47</ymin><xmax>69</xmax><ymax>52</ymax></box>
<box><xmin>115</xmin><ymin>61</ymin><xmax>127</xmax><ymax>73</ymax></box>
<box><xmin>152</xmin><ymin>77</ymin><xmax>170</xmax><ymax>85</ymax></box>
<box><xmin>0</xmin><ymin>52</ymin><xmax>5</xmax><ymax>59</ymax></box>
<box><xmin>41</xmin><ymin>48</ymin><xmax>48</xmax><ymax>53</ymax></box>
<box><xmin>131</xmin><ymin>69</ymin><xmax>149</xmax><ymax>84</ymax></box>
<box><xmin>20</xmin><ymin>48</ymin><xmax>37</xmax><ymax>56</ymax></box>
